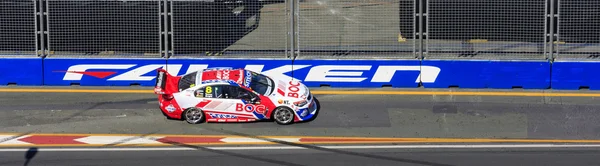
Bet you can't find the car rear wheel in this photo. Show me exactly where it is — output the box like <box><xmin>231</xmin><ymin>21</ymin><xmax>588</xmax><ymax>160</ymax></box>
<box><xmin>273</xmin><ymin>107</ymin><xmax>295</xmax><ymax>125</ymax></box>
<box><xmin>183</xmin><ymin>108</ymin><xmax>205</xmax><ymax>124</ymax></box>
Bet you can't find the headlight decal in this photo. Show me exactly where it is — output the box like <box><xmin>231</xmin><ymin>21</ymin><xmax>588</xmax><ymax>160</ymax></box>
<box><xmin>293</xmin><ymin>100</ymin><xmax>308</xmax><ymax>107</ymax></box>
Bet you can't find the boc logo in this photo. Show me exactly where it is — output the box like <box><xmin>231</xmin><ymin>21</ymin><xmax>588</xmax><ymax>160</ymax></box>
<box><xmin>235</xmin><ymin>103</ymin><xmax>266</xmax><ymax>114</ymax></box>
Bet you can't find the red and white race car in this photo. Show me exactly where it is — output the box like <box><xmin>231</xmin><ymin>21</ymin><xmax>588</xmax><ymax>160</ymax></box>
<box><xmin>153</xmin><ymin>67</ymin><xmax>319</xmax><ymax>125</ymax></box>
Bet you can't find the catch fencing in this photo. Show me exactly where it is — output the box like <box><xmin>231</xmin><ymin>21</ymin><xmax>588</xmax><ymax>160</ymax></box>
<box><xmin>0</xmin><ymin>0</ymin><xmax>598</xmax><ymax>60</ymax></box>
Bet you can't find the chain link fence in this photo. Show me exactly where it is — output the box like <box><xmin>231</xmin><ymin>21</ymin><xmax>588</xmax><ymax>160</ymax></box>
<box><xmin>46</xmin><ymin>0</ymin><xmax>162</xmax><ymax>57</ymax></box>
<box><xmin>296</xmin><ymin>0</ymin><xmax>416</xmax><ymax>59</ymax></box>
<box><xmin>171</xmin><ymin>0</ymin><xmax>288</xmax><ymax>58</ymax></box>
<box><xmin>555</xmin><ymin>0</ymin><xmax>600</xmax><ymax>60</ymax></box>
<box><xmin>0</xmin><ymin>0</ymin><xmax>599</xmax><ymax>60</ymax></box>
<box><xmin>425</xmin><ymin>0</ymin><xmax>547</xmax><ymax>59</ymax></box>
<box><xmin>0</xmin><ymin>0</ymin><xmax>36</xmax><ymax>56</ymax></box>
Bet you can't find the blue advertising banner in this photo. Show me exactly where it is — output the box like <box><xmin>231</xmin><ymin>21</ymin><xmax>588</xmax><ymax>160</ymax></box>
<box><xmin>41</xmin><ymin>57</ymin><xmax>558</xmax><ymax>89</ymax></box>
<box><xmin>42</xmin><ymin>58</ymin><xmax>424</xmax><ymax>87</ymax></box>
<box><xmin>0</xmin><ymin>57</ymin><xmax>43</xmax><ymax>86</ymax></box>
<box><xmin>551</xmin><ymin>61</ymin><xmax>600</xmax><ymax>90</ymax></box>
<box><xmin>421</xmin><ymin>60</ymin><xmax>551</xmax><ymax>89</ymax></box>
<box><xmin>43</xmin><ymin>58</ymin><xmax>168</xmax><ymax>86</ymax></box>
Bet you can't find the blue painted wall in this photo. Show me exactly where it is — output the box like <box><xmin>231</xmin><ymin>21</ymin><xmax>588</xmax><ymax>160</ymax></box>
<box><xmin>0</xmin><ymin>57</ymin><xmax>43</xmax><ymax>86</ymax></box>
<box><xmin>551</xmin><ymin>61</ymin><xmax>600</xmax><ymax>90</ymax></box>
<box><xmin>421</xmin><ymin>60</ymin><xmax>551</xmax><ymax>89</ymax></box>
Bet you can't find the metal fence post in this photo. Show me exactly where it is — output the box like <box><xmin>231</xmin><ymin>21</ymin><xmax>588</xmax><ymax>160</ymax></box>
<box><xmin>284</xmin><ymin>0</ymin><xmax>289</xmax><ymax>59</ymax></box>
<box><xmin>287</xmin><ymin>0</ymin><xmax>297</xmax><ymax>59</ymax></box>
<box><xmin>555</xmin><ymin>0</ymin><xmax>561</xmax><ymax>59</ymax></box>
<box><xmin>423</xmin><ymin>0</ymin><xmax>428</xmax><ymax>59</ymax></box>
<box><xmin>168</xmin><ymin>0</ymin><xmax>174</xmax><ymax>58</ymax></box>
<box><xmin>294</xmin><ymin>0</ymin><xmax>299</xmax><ymax>60</ymax></box>
<box><xmin>37</xmin><ymin>0</ymin><xmax>45</xmax><ymax>57</ymax></box>
<box><xmin>548</xmin><ymin>0</ymin><xmax>556</xmax><ymax>60</ymax></box>
<box><xmin>544</xmin><ymin>0</ymin><xmax>549</xmax><ymax>60</ymax></box>
<box><xmin>414</xmin><ymin>0</ymin><xmax>422</xmax><ymax>59</ymax></box>
<box><xmin>159</xmin><ymin>0</ymin><xmax>163</xmax><ymax>58</ymax></box>
<box><xmin>34</xmin><ymin>0</ymin><xmax>39</xmax><ymax>57</ymax></box>
<box><xmin>44</xmin><ymin>0</ymin><xmax>50</xmax><ymax>57</ymax></box>
<box><xmin>162</xmin><ymin>0</ymin><xmax>170</xmax><ymax>58</ymax></box>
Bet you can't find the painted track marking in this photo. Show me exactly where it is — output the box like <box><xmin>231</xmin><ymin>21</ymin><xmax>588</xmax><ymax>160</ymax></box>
<box><xmin>3</xmin><ymin>133</ymin><xmax>600</xmax><ymax>147</ymax></box>
<box><xmin>3</xmin><ymin>144</ymin><xmax>600</xmax><ymax>152</ymax></box>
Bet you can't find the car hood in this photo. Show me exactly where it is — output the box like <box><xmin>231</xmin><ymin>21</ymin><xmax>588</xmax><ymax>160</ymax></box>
<box><xmin>269</xmin><ymin>78</ymin><xmax>310</xmax><ymax>101</ymax></box>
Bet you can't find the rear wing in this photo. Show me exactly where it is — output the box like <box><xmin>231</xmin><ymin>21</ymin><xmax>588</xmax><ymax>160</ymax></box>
<box><xmin>154</xmin><ymin>68</ymin><xmax>180</xmax><ymax>95</ymax></box>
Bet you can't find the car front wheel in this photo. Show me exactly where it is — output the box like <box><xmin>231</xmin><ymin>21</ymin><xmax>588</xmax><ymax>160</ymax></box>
<box><xmin>273</xmin><ymin>107</ymin><xmax>295</xmax><ymax>125</ymax></box>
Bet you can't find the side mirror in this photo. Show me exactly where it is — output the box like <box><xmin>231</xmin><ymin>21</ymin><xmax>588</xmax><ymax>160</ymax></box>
<box><xmin>251</xmin><ymin>97</ymin><xmax>260</xmax><ymax>104</ymax></box>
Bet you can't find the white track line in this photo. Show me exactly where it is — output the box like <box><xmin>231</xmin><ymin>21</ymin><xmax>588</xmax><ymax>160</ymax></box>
<box><xmin>2</xmin><ymin>144</ymin><xmax>600</xmax><ymax>152</ymax></box>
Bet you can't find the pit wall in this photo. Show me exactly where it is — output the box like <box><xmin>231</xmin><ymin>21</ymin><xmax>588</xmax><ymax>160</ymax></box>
<box><xmin>1</xmin><ymin>57</ymin><xmax>598</xmax><ymax>90</ymax></box>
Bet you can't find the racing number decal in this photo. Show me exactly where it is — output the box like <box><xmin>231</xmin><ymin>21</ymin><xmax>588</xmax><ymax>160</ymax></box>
<box><xmin>288</xmin><ymin>81</ymin><xmax>300</xmax><ymax>98</ymax></box>
<box><xmin>206</xmin><ymin>86</ymin><xmax>212</xmax><ymax>94</ymax></box>
<box><xmin>203</xmin><ymin>86</ymin><xmax>215</xmax><ymax>98</ymax></box>
<box><xmin>236</xmin><ymin>103</ymin><xmax>266</xmax><ymax>114</ymax></box>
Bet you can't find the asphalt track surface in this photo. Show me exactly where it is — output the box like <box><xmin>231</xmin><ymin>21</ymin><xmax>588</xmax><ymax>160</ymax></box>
<box><xmin>3</xmin><ymin>87</ymin><xmax>600</xmax><ymax>166</ymax></box>
<box><xmin>3</xmin><ymin>146</ymin><xmax>600</xmax><ymax>166</ymax></box>
<box><xmin>2</xmin><ymin>87</ymin><xmax>600</xmax><ymax>139</ymax></box>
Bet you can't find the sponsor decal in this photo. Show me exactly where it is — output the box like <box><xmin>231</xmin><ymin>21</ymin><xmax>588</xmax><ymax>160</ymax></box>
<box><xmin>287</xmin><ymin>81</ymin><xmax>301</xmax><ymax>98</ymax></box>
<box><xmin>235</xmin><ymin>103</ymin><xmax>267</xmax><ymax>114</ymax></box>
<box><xmin>59</xmin><ymin>64</ymin><xmax>441</xmax><ymax>84</ymax></box>
<box><xmin>277</xmin><ymin>99</ymin><xmax>290</xmax><ymax>105</ymax></box>
<box><xmin>217</xmin><ymin>69</ymin><xmax>230</xmax><ymax>80</ymax></box>
<box><xmin>277</xmin><ymin>80</ymin><xmax>286</xmax><ymax>96</ymax></box>
<box><xmin>166</xmin><ymin>104</ymin><xmax>176</xmax><ymax>113</ymax></box>
<box><xmin>155</xmin><ymin>71</ymin><xmax>164</xmax><ymax>87</ymax></box>
<box><xmin>201</xmin><ymin>79</ymin><xmax>238</xmax><ymax>85</ymax></box>
<box><xmin>204</xmin><ymin>67</ymin><xmax>232</xmax><ymax>71</ymax></box>
<box><xmin>208</xmin><ymin>113</ymin><xmax>238</xmax><ymax>119</ymax></box>
<box><xmin>244</xmin><ymin>71</ymin><xmax>252</xmax><ymax>87</ymax></box>
<box><xmin>301</xmin><ymin>109</ymin><xmax>308</xmax><ymax>117</ymax></box>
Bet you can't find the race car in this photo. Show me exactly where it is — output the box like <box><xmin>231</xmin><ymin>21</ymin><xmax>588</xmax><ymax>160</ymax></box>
<box><xmin>153</xmin><ymin>67</ymin><xmax>319</xmax><ymax>125</ymax></box>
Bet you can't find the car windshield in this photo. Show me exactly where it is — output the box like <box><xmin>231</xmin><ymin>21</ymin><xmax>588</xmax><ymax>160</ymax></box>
<box><xmin>247</xmin><ymin>71</ymin><xmax>274</xmax><ymax>95</ymax></box>
<box><xmin>178</xmin><ymin>72</ymin><xmax>197</xmax><ymax>91</ymax></box>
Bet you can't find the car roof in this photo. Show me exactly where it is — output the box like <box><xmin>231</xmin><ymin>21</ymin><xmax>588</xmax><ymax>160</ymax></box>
<box><xmin>193</xmin><ymin>68</ymin><xmax>250</xmax><ymax>88</ymax></box>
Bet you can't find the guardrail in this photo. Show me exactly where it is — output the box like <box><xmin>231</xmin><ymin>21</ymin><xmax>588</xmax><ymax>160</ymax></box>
<box><xmin>0</xmin><ymin>0</ymin><xmax>599</xmax><ymax>89</ymax></box>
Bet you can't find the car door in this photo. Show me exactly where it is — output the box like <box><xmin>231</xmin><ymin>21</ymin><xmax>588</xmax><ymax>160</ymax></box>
<box><xmin>192</xmin><ymin>84</ymin><xmax>231</xmax><ymax>112</ymax></box>
<box><xmin>192</xmin><ymin>84</ymin><xmax>259</xmax><ymax>121</ymax></box>
<box><xmin>221</xmin><ymin>85</ymin><xmax>268</xmax><ymax>119</ymax></box>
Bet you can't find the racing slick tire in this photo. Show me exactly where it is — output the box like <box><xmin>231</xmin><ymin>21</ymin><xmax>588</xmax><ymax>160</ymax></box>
<box><xmin>273</xmin><ymin>107</ymin><xmax>295</xmax><ymax>125</ymax></box>
<box><xmin>182</xmin><ymin>107</ymin><xmax>205</xmax><ymax>124</ymax></box>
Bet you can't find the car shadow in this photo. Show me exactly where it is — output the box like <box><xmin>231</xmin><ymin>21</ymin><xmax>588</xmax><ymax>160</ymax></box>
<box><xmin>24</xmin><ymin>147</ymin><xmax>38</xmax><ymax>166</ymax></box>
